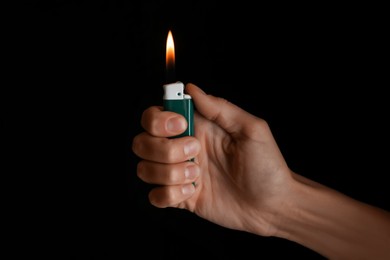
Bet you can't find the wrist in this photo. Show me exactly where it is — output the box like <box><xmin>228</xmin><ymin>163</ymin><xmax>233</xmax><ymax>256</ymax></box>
<box><xmin>266</xmin><ymin>173</ymin><xmax>390</xmax><ymax>259</ymax></box>
<box><xmin>242</xmin><ymin>170</ymin><xmax>298</xmax><ymax>237</ymax></box>
<box><xmin>245</xmin><ymin>172</ymin><xmax>330</xmax><ymax>238</ymax></box>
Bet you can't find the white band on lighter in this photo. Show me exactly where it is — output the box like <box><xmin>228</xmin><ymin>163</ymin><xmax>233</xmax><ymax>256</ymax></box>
<box><xmin>163</xmin><ymin>81</ymin><xmax>192</xmax><ymax>100</ymax></box>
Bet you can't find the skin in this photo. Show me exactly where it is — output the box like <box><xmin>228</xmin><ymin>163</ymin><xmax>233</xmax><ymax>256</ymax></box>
<box><xmin>132</xmin><ymin>83</ymin><xmax>390</xmax><ymax>259</ymax></box>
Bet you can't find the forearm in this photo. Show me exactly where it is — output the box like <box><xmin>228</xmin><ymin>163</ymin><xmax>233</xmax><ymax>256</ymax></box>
<box><xmin>272</xmin><ymin>173</ymin><xmax>390</xmax><ymax>259</ymax></box>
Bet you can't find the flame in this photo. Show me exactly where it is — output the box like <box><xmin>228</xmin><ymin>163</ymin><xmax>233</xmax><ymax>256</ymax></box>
<box><xmin>166</xmin><ymin>30</ymin><xmax>175</xmax><ymax>70</ymax></box>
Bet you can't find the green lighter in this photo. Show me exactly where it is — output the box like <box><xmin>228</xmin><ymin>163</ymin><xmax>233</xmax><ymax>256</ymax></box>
<box><xmin>164</xmin><ymin>30</ymin><xmax>195</xmax><ymax>166</ymax></box>
<box><xmin>163</xmin><ymin>81</ymin><xmax>194</xmax><ymax>139</ymax></box>
<box><xmin>164</xmin><ymin>31</ymin><xmax>196</xmax><ymax>186</ymax></box>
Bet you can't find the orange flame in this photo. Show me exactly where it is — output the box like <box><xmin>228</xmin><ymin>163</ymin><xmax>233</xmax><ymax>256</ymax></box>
<box><xmin>166</xmin><ymin>30</ymin><xmax>175</xmax><ymax>70</ymax></box>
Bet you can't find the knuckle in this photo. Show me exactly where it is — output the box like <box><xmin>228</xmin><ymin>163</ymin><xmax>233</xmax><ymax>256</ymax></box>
<box><xmin>136</xmin><ymin>161</ymin><xmax>144</xmax><ymax>177</ymax></box>
<box><xmin>167</xmin><ymin>167</ymin><xmax>182</xmax><ymax>184</ymax></box>
<box><xmin>164</xmin><ymin>188</ymin><xmax>179</xmax><ymax>206</ymax></box>
<box><xmin>132</xmin><ymin>135</ymin><xmax>142</xmax><ymax>154</ymax></box>
<box><xmin>164</xmin><ymin>140</ymin><xmax>179</xmax><ymax>162</ymax></box>
<box><xmin>249</xmin><ymin>118</ymin><xmax>270</xmax><ymax>136</ymax></box>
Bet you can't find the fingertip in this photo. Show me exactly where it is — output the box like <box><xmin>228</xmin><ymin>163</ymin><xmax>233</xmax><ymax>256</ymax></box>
<box><xmin>183</xmin><ymin>139</ymin><xmax>201</xmax><ymax>159</ymax></box>
<box><xmin>186</xmin><ymin>83</ymin><xmax>206</xmax><ymax>95</ymax></box>
<box><xmin>181</xmin><ymin>183</ymin><xmax>196</xmax><ymax>195</ymax></box>
<box><xmin>166</xmin><ymin>115</ymin><xmax>187</xmax><ymax>135</ymax></box>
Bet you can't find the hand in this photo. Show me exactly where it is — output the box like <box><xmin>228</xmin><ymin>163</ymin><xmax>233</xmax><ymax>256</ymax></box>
<box><xmin>132</xmin><ymin>83</ymin><xmax>292</xmax><ymax>236</ymax></box>
<box><xmin>132</xmin><ymin>83</ymin><xmax>390</xmax><ymax>258</ymax></box>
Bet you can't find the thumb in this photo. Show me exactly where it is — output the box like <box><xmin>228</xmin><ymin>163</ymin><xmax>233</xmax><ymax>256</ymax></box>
<box><xmin>185</xmin><ymin>83</ymin><xmax>262</xmax><ymax>135</ymax></box>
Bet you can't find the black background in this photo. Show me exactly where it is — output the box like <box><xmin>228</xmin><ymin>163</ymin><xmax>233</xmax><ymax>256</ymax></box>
<box><xmin>6</xmin><ymin>1</ymin><xmax>389</xmax><ymax>259</ymax></box>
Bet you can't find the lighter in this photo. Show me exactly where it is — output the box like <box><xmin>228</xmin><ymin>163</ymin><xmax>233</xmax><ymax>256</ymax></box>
<box><xmin>164</xmin><ymin>30</ymin><xmax>195</xmax><ymax>165</ymax></box>
<box><xmin>163</xmin><ymin>81</ymin><xmax>194</xmax><ymax>139</ymax></box>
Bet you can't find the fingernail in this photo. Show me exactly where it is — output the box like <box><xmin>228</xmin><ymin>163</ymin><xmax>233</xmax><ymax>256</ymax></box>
<box><xmin>182</xmin><ymin>184</ymin><xmax>195</xmax><ymax>195</ymax></box>
<box><xmin>167</xmin><ymin>116</ymin><xmax>186</xmax><ymax>133</ymax></box>
<box><xmin>185</xmin><ymin>165</ymin><xmax>199</xmax><ymax>180</ymax></box>
<box><xmin>184</xmin><ymin>140</ymin><xmax>199</xmax><ymax>157</ymax></box>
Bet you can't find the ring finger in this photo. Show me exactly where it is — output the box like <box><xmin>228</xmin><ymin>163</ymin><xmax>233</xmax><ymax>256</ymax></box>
<box><xmin>137</xmin><ymin>160</ymin><xmax>200</xmax><ymax>185</ymax></box>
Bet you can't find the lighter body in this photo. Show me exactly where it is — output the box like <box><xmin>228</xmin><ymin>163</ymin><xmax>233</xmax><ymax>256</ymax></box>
<box><xmin>163</xmin><ymin>81</ymin><xmax>194</xmax><ymax>138</ymax></box>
